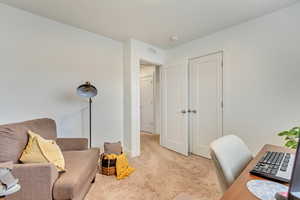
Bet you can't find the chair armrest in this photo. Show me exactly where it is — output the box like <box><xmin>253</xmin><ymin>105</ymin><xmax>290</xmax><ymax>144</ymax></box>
<box><xmin>56</xmin><ymin>138</ymin><xmax>88</xmax><ymax>151</ymax></box>
<box><xmin>9</xmin><ymin>163</ymin><xmax>58</xmax><ymax>200</ymax></box>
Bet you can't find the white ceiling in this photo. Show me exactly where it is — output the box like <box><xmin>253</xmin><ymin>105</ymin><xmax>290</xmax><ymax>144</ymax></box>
<box><xmin>0</xmin><ymin>0</ymin><xmax>298</xmax><ymax>48</ymax></box>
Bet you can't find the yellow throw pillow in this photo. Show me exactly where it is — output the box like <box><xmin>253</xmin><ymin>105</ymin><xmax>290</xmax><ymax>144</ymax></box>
<box><xmin>20</xmin><ymin>130</ymin><xmax>65</xmax><ymax>172</ymax></box>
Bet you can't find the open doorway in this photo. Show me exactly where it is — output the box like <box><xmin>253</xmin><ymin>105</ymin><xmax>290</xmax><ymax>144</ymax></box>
<box><xmin>139</xmin><ymin>60</ymin><xmax>161</xmax><ymax>153</ymax></box>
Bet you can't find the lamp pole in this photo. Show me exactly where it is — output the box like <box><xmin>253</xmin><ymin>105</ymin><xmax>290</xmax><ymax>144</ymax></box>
<box><xmin>89</xmin><ymin>98</ymin><xmax>92</xmax><ymax>148</ymax></box>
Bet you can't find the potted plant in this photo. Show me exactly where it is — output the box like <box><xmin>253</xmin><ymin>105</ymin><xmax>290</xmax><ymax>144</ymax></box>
<box><xmin>278</xmin><ymin>127</ymin><xmax>300</xmax><ymax>149</ymax></box>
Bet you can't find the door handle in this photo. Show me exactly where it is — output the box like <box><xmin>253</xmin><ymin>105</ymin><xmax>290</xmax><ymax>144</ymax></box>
<box><xmin>181</xmin><ymin>110</ymin><xmax>187</xmax><ymax>114</ymax></box>
<box><xmin>188</xmin><ymin>109</ymin><xmax>197</xmax><ymax>114</ymax></box>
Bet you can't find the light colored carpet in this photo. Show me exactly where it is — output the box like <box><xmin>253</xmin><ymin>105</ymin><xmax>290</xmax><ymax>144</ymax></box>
<box><xmin>85</xmin><ymin>133</ymin><xmax>221</xmax><ymax>200</ymax></box>
<box><xmin>173</xmin><ymin>193</ymin><xmax>199</xmax><ymax>200</ymax></box>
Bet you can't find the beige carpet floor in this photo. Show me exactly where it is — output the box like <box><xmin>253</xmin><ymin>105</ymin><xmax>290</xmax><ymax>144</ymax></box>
<box><xmin>85</xmin><ymin>133</ymin><xmax>221</xmax><ymax>200</ymax></box>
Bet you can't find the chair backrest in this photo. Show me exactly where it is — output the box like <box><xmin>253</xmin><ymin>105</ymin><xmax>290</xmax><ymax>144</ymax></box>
<box><xmin>0</xmin><ymin>118</ymin><xmax>57</xmax><ymax>163</ymax></box>
<box><xmin>210</xmin><ymin>135</ymin><xmax>253</xmax><ymax>193</ymax></box>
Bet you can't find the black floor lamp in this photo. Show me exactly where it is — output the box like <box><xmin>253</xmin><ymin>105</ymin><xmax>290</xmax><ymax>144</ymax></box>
<box><xmin>77</xmin><ymin>82</ymin><xmax>98</xmax><ymax>148</ymax></box>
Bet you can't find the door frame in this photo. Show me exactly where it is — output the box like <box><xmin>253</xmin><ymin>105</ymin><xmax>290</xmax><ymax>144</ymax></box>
<box><xmin>188</xmin><ymin>51</ymin><xmax>224</xmax><ymax>154</ymax></box>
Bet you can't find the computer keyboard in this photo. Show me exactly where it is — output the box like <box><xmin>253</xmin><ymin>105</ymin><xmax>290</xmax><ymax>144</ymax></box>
<box><xmin>250</xmin><ymin>151</ymin><xmax>295</xmax><ymax>183</ymax></box>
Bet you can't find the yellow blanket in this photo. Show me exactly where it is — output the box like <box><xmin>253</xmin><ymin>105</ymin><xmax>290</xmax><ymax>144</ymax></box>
<box><xmin>104</xmin><ymin>153</ymin><xmax>135</xmax><ymax>180</ymax></box>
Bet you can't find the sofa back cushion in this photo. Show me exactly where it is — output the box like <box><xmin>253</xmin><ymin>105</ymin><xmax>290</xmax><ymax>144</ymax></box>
<box><xmin>0</xmin><ymin>118</ymin><xmax>57</xmax><ymax>163</ymax></box>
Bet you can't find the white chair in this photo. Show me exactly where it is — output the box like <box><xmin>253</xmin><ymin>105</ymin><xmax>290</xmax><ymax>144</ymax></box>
<box><xmin>210</xmin><ymin>135</ymin><xmax>253</xmax><ymax>193</ymax></box>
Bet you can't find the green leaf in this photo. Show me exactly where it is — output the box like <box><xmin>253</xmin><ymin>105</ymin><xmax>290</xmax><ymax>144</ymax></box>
<box><xmin>291</xmin><ymin>127</ymin><xmax>300</xmax><ymax>131</ymax></box>
<box><xmin>288</xmin><ymin>131</ymin><xmax>297</xmax><ymax>136</ymax></box>
<box><xmin>286</xmin><ymin>140</ymin><xmax>297</xmax><ymax>147</ymax></box>
<box><xmin>278</xmin><ymin>131</ymin><xmax>289</xmax><ymax>136</ymax></box>
<box><xmin>284</xmin><ymin>136</ymin><xmax>289</xmax><ymax>141</ymax></box>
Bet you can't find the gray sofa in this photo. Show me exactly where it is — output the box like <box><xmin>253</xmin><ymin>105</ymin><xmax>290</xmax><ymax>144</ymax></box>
<box><xmin>0</xmin><ymin>118</ymin><xmax>100</xmax><ymax>200</ymax></box>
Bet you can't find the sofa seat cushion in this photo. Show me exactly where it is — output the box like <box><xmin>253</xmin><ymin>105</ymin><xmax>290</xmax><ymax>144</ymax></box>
<box><xmin>53</xmin><ymin>148</ymin><xmax>99</xmax><ymax>200</ymax></box>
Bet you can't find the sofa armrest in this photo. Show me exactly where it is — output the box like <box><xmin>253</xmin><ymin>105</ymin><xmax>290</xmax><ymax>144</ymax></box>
<box><xmin>9</xmin><ymin>163</ymin><xmax>58</xmax><ymax>200</ymax></box>
<box><xmin>56</xmin><ymin>138</ymin><xmax>88</xmax><ymax>151</ymax></box>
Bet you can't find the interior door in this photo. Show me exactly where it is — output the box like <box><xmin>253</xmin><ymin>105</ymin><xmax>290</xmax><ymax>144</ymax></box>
<box><xmin>189</xmin><ymin>52</ymin><xmax>223</xmax><ymax>158</ymax></box>
<box><xmin>161</xmin><ymin>63</ymin><xmax>189</xmax><ymax>156</ymax></box>
<box><xmin>140</xmin><ymin>75</ymin><xmax>155</xmax><ymax>133</ymax></box>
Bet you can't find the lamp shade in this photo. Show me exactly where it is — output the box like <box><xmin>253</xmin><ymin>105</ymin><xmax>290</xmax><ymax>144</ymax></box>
<box><xmin>77</xmin><ymin>82</ymin><xmax>98</xmax><ymax>98</ymax></box>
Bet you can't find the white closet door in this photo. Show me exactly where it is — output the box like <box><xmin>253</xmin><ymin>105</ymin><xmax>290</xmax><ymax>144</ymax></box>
<box><xmin>189</xmin><ymin>53</ymin><xmax>223</xmax><ymax>158</ymax></box>
<box><xmin>161</xmin><ymin>64</ymin><xmax>189</xmax><ymax>156</ymax></box>
<box><xmin>140</xmin><ymin>75</ymin><xmax>155</xmax><ymax>133</ymax></box>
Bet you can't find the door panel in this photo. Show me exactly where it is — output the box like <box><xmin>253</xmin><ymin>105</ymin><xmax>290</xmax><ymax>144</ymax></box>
<box><xmin>140</xmin><ymin>75</ymin><xmax>155</xmax><ymax>133</ymax></box>
<box><xmin>161</xmin><ymin>64</ymin><xmax>188</xmax><ymax>156</ymax></box>
<box><xmin>189</xmin><ymin>53</ymin><xmax>223</xmax><ymax>158</ymax></box>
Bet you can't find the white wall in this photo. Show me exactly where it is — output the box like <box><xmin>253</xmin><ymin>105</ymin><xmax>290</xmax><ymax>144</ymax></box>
<box><xmin>0</xmin><ymin>3</ymin><xmax>124</xmax><ymax>147</ymax></box>
<box><xmin>167</xmin><ymin>3</ymin><xmax>300</xmax><ymax>154</ymax></box>
<box><xmin>123</xmin><ymin>39</ymin><xmax>165</xmax><ymax>156</ymax></box>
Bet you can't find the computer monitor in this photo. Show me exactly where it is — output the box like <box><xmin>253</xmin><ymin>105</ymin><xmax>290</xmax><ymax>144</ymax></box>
<box><xmin>288</xmin><ymin>140</ymin><xmax>300</xmax><ymax>200</ymax></box>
